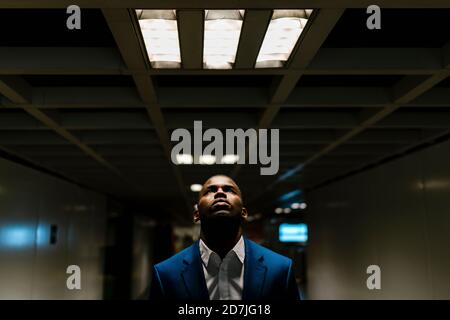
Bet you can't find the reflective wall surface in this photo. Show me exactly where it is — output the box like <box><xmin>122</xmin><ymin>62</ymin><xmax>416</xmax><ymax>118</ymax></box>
<box><xmin>307</xmin><ymin>139</ymin><xmax>450</xmax><ymax>299</ymax></box>
<box><xmin>0</xmin><ymin>157</ymin><xmax>107</xmax><ymax>299</ymax></box>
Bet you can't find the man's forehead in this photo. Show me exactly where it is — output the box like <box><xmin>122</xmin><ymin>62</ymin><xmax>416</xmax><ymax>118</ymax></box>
<box><xmin>203</xmin><ymin>176</ymin><xmax>237</xmax><ymax>187</ymax></box>
<box><xmin>199</xmin><ymin>175</ymin><xmax>243</xmax><ymax>201</ymax></box>
<box><xmin>203</xmin><ymin>176</ymin><xmax>239</xmax><ymax>189</ymax></box>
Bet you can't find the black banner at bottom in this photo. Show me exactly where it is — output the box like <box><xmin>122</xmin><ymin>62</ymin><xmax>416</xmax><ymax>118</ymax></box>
<box><xmin>1</xmin><ymin>300</ymin><xmax>447</xmax><ymax>319</ymax></box>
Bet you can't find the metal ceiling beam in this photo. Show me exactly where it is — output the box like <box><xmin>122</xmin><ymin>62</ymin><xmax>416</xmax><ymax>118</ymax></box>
<box><xmin>294</xmin><ymin>81</ymin><xmax>449</xmax><ymax>164</ymax></box>
<box><xmin>39</xmin><ymin>157</ymin><xmax>170</xmax><ymax>167</ymax></box>
<box><xmin>229</xmin><ymin>9</ymin><xmax>344</xmax><ymax>178</ymax></box>
<box><xmin>279</xmin><ymin>144</ymin><xmax>401</xmax><ymax>155</ymax></box>
<box><xmin>158</xmin><ymin>87</ymin><xmax>269</xmax><ymax>107</ymax></box>
<box><xmin>0</xmin><ymin>47</ymin><xmax>126</xmax><ymax>75</ymax></box>
<box><xmin>1</xmin><ymin>0</ymin><xmax>450</xmax><ymax>9</ymax></box>
<box><xmin>1</xmin><ymin>87</ymin><xmax>144</xmax><ymax>108</ymax></box>
<box><xmin>3</xmin><ymin>86</ymin><xmax>450</xmax><ymax>109</ymax></box>
<box><xmin>259</xmin><ymin>9</ymin><xmax>346</xmax><ymax>129</ymax></box>
<box><xmin>0</xmin><ymin>76</ymin><xmax>31</xmax><ymax>103</ymax></box>
<box><xmin>0</xmin><ymin>77</ymin><xmax>126</xmax><ymax>175</ymax></box>
<box><xmin>276</xmin><ymin>110</ymin><xmax>450</xmax><ymax>129</ymax></box>
<box><xmin>234</xmin><ymin>10</ymin><xmax>273</xmax><ymax>69</ymax></box>
<box><xmin>0</xmin><ymin>131</ymin><xmax>69</xmax><ymax>145</ymax></box>
<box><xmin>0</xmin><ymin>78</ymin><xmax>146</xmax><ymax>199</ymax></box>
<box><xmin>3</xmin><ymin>109</ymin><xmax>450</xmax><ymax>131</ymax></box>
<box><xmin>285</xmin><ymin>87</ymin><xmax>391</xmax><ymax>107</ymax></box>
<box><xmin>102</xmin><ymin>8</ymin><xmax>193</xmax><ymax>223</ymax></box>
<box><xmin>60</xmin><ymin>112</ymin><xmax>152</xmax><ymax>129</ymax></box>
<box><xmin>8</xmin><ymin>144</ymin><xmax>163</xmax><ymax>156</ymax></box>
<box><xmin>274</xmin><ymin>129</ymin><xmax>437</xmax><ymax>144</ymax></box>
<box><xmin>253</xmin><ymin>43</ymin><xmax>450</xmax><ymax>201</ymax></box>
<box><xmin>307</xmin><ymin>48</ymin><xmax>443</xmax><ymax>75</ymax></box>
<box><xmin>0</xmin><ymin>47</ymin><xmax>443</xmax><ymax>76</ymax></box>
<box><xmin>177</xmin><ymin>10</ymin><xmax>203</xmax><ymax>69</ymax></box>
<box><xmin>34</xmin><ymin>87</ymin><xmax>143</xmax><ymax>108</ymax></box>
<box><xmin>1</xmin><ymin>128</ymin><xmax>443</xmax><ymax>148</ymax></box>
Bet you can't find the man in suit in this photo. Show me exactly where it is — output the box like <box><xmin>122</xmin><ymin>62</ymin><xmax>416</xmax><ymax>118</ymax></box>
<box><xmin>150</xmin><ymin>175</ymin><xmax>300</xmax><ymax>300</ymax></box>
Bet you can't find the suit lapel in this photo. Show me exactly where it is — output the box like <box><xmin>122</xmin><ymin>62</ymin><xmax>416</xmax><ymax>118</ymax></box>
<box><xmin>242</xmin><ymin>237</ymin><xmax>267</xmax><ymax>300</ymax></box>
<box><xmin>180</xmin><ymin>241</ymin><xmax>210</xmax><ymax>300</ymax></box>
<box><xmin>180</xmin><ymin>238</ymin><xmax>267</xmax><ymax>300</ymax></box>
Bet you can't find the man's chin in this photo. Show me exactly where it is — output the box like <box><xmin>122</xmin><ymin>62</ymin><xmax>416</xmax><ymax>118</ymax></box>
<box><xmin>201</xmin><ymin>215</ymin><xmax>241</xmax><ymax>238</ymax></box>
<box><xmin>201</xmin><ymin>212</ymin><xmax>242</xmax><ymax>230</ymax></box>
<box><xmin>210</xmin><ymin>209</ymin><xmax>232</xmax><ymax>216</ymax></box>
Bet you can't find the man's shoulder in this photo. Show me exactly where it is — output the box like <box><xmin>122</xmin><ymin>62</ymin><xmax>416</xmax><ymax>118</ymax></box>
<box><xmin>245</xmin><ymin>238</ymin><xmax>292</xmax><ymax>267</ymax></box>
<box><xmin>154</xmin><ymin>238</ymin><xmax>293</xmax><ymax>272</ymax></box>
<box><xmin>154</xmin><ymin>241</ymin><xmax>198</xmax><ymax>273</ymax></box>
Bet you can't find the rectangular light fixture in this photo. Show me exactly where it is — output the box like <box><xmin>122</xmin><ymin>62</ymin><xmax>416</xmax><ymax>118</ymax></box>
<box><xmin>174</xmin><ymin>154</ymin><xmax>240</xmax><ymax>165</ymax></box>
<box><xmin>190</xmin><ymin>184</ymin><xmax>203</xmax><ymax>192</ymax></box>
<box><xmin>221</xmin><ymin>154</ymin><xmax>239</xmax><ymax>164</ymax></box>
<box><xmin>256</xmin><ymin>9</ymin><xmax>313</xmax><ymax>68</ymax></box>
<box><xmin>175</xmin><ymin>154</ymin><xmax>193</xmax><ymax>164</ymax></box>
<box><xmin>203</xmin><ymin>10</ymin><xmax>245</xmax><ymax>69</ymax></box>
<box><xmin>136</xmin><ymin>9</ymin><xmax>181</xmax><ymax>68</ymax></box>
<box><xmin>279</xmin><ymin>223</ymin><xmax>308</xmax><ymax>243</ymax></box>
<box><xmin>198</xmin><ymin>155</ymin><xmax>216</xmax><ymax>165</ymax></box>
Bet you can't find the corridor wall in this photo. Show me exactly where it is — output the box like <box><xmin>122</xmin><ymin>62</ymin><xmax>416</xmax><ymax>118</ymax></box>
<box><xmin>0</xmin><ymin>157</ymin><xmax>107</xmax><ymax>299</ymax></box>
<box><xmin>306</xmin><ymin>139</ymin><xmax>450</xmax><ymax>299</ymax></box>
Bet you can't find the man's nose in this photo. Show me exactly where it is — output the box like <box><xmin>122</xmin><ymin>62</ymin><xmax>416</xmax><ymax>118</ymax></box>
<box><xmin>214</xmin><ymin>187</ymin><xmax>227</xmax><ymax>198</ymax></box>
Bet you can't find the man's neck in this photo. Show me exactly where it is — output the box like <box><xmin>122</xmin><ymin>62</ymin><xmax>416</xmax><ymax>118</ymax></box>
<box><xmin>200</xmin><ymin>228</ymin><xmax>242</xmax><ymax>259</ymax></box>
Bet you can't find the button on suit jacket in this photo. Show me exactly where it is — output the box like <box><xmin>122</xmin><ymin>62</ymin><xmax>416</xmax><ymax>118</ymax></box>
<box><xmin>149</xmin><ymin>237</ymin><xmax>300</xmax><ymax>300</ymax></box>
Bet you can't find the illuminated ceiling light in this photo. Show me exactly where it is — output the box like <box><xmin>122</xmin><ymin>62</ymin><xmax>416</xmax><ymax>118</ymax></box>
<box><xmin>199</xmin><ymin>154</ymin><xmax>216</xmax><ymax>165</ymax></box>
<box><xmin>291</xmin><ymin>202</ymin><xmax>301</xmax><ymax>209</ymax></box>
<box><xmin>305</xmin><ymin>9</ymin><xmax>313</xmax><ymax>17</ymax></box>
<box><xmin>136</xmin><ymin>9</ymin><xmax>181</xmax><ymax>68</ymax></box>
<box><xmin>221</xmin><ymin>154</ymin><xmax>240</xmax><ymax>164</ymax></box>
<box><xmin>204</xmin><ymin>10</ymin><xmax>245</xmax><ymax>69</ymax></box>
<box><xmin>175</xmin><ymin>154</ymin><xmax>193</xmax><ymax>164</ymax></box>
<box><xmin>190</xmin><ymin>184</ymin><xmax>202</xmax><ymax>192</ymax></box>
<box><xmin>256</xmin><ymin>9</ymin><xmax>312</xmax><ymax>68</ymax></box>
<box><xmin>292</xmin><ymin>202</ymin><xmax>307</xmax><ymax>210</ymax></box>
<box><xmin>283</xmin><ymin>208</ymin><xmax>292</xmax><ymax>214</ymax></box>
<box><xmin>275</xmin><ymin>208</ymin><xmax>283</xmax><ymax>214</ymax></box>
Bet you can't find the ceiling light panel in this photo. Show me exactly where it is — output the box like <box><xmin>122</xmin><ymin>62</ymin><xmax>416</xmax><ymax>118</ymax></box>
<box><xmin>256</xmin><ymin>9</ymin><xmax>313</xmax><ymax>68</ymax></box>
<box><xmin>221</xmin><ymin>154</ymin><xmax>239</xmax><ymax>164</ymax></box>
<box><xmin>175</xmin><ymin>154</ymin><xmax>193</xmax><ymax>164</ymax></box>
<box><xmin>204</xmin><ymin>10</ymin><xmax>245</xmax><ymax>69</ymax></box>
<box><xmin>136</xmin><ymin>9</ymin><xmax>181</xmax><ymax>69</ymax></box>
<box><xmin>190</xmin><ymin>184</ymin><xmax>203</xmax><ymax>192</ymax></box>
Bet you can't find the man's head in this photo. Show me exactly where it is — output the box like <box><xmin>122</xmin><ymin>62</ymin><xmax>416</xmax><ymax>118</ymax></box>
<box><xmin>193</xmin><ymin>175</ymin><xmax>248</xmax><ymax>225</ymax></box>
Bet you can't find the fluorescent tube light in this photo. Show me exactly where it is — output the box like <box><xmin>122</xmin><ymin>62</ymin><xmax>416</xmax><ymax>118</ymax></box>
<box><xmin>204</xmin><ymin>10</ymin><xmax>245</xmax><ymax>69</ymax></box>
<box><xmin>256</xmin><ymin>9</ymin><xmax>312</xmax><ymax>68</ymax></box>
<box><xmin>136</xmin><ymin>9</ymin><xmax>181</xmax><ymax>68</ymax></box>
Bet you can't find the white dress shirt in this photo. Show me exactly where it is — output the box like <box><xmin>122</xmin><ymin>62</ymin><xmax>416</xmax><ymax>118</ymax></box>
<box><xmin>199</xmin><ymin>236</ymin><xmax>245</xmax><ymax>300</ymax></box>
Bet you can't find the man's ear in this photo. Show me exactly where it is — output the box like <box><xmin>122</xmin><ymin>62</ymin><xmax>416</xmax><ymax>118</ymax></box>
<box><xmin>193</xmin><ymin>204</ymin><xmax>200</xmax><ymax>223</ymax></box>
<box><xmin>241</xmin><ymin>207</ymin><xmax>248</xmax><ymax>220</ymax></box>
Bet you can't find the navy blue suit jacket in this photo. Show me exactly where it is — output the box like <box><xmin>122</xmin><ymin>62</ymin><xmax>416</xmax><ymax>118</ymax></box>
<box><xmin>150</xmin><ymin>237</ymin><xmax>300</xmax><ymax>300</ymax></box>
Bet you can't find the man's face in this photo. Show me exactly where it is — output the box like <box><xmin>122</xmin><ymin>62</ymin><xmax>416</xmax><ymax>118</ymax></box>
<box><xmin>194</xmin><ymin>175</ymin><xmax>247</xmax><ymax>223</ymax></box>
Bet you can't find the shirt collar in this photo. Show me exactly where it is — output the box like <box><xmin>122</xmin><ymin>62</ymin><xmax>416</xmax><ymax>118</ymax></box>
<box><xmin>199</xmin><ymin>235</ymin><xmax>245</xmax><ymax>267</ymax></box>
